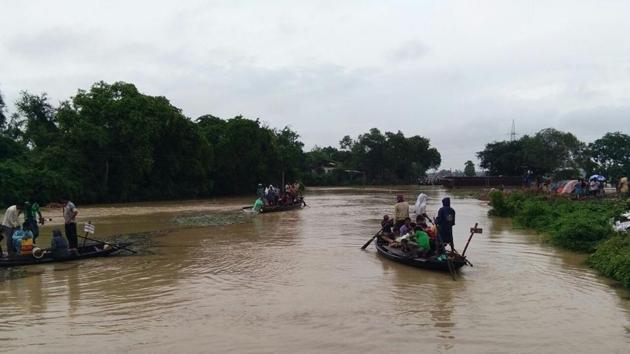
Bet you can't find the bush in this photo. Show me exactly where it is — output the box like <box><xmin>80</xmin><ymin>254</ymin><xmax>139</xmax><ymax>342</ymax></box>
<box><xmin>588</xmin><ymin>234</ymin><xmax>630</xmax><ymax>288</ymax></box>
<box><xmin>488</xmin><ymin>191</ymin><xmax>512</xmax><ymax>216</ymax></box>
<box><xmin>550</xmin><ymin>215</ymin><xmax>611</xmax><ymax>252</ymax></box>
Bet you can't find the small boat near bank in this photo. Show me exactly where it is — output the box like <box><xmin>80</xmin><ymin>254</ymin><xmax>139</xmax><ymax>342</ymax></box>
<box><xmin>0</xmin><ymin>242</ymin><xmax>132</xmax><ymax>268</ymax></box>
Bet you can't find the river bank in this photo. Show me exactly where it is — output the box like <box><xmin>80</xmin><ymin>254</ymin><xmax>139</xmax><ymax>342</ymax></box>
<box><xmin>488</xmin><ymin>190</ymin><xmax>630</xmax><ymax>288</ymax></box>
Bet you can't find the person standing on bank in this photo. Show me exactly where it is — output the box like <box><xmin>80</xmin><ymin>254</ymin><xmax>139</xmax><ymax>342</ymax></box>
<box><xmin>435</xmin><ymin>197</ymin><xmax>456</xmax><ymax>252</ymax></box>
<box><xmin>2</xmin><ymin>203</ymin><xmax>24</xmax><ymax>256</ymax></box>
<box><xmin>61</xmin><ymin>197</ymin><xmax>79</xmax><ymax>251</ymax></box>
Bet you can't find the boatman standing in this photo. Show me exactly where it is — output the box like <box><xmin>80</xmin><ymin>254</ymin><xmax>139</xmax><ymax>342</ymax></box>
<box><xmin>436</xmin><ymin>197</ymin><xmax>456</xmax><ymax>252</ymax></box>
<box><xmin>61</xmin><ymin>197</ymin><xmax>79</xmax><ymax>252</ymax></box>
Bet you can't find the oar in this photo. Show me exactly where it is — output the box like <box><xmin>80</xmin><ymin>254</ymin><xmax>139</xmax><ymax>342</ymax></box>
<box><xmin>446</xmin><ymin>256</ymin><xmax>457</xmax><ymax>281</ymax></box>
<box><xmin>361</xmin><ymin>229</ymin><xmax>383</xmax><ymax>250</ymax></box>
<box><xmin>79</xmin><ymin>234</ymin><xmax>137</xmax><ymax>254</ymax></box>
<box><xmin>461</xmin><ymin>223</ymin><xmax>479</xmax><ymax>257</ymax></box>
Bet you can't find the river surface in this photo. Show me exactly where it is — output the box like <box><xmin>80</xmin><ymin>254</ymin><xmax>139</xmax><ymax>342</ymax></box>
<box><xmin>1</xmin><ymin>186</ymin><xmax>629</xmax><ymax>353</ymax></box>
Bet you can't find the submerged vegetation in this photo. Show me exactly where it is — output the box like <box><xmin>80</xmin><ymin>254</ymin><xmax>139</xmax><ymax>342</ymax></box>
<box><xmin>489</xmin><ymin>191</ymin><xmax>630</xmax><ymax>287</ymax></box>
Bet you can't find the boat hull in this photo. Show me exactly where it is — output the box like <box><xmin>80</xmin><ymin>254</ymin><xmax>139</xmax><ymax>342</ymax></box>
<box><xmin>0</xmin><ymin>242</ymin><xmax>131</xmax><ymax>267</ymax></box>
<box><xmin>374</xmin><ymin>240</ymin><xmax>466</xmax><ymax>272</ymax></box>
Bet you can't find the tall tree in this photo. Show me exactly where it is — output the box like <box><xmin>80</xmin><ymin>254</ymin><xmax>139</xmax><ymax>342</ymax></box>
<box><xmin>464</xmin><ymin>160</ymin><xmax>476</xmax><ymax>177</ymax></box>
<box><xmin>587</xmin><ymin>132</ymin><xmax>630</xmax><ymax>181</ymax></box>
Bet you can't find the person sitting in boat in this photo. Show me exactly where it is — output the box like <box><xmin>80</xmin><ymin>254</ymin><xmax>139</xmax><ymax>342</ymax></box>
<box><xmin>435</xmin><ymin>197</ymin><xmax>456</xmax><ymax>252</ymax></box>
<box><xmin>12</xmin><ymin>229</ymin><xmax>34</xmax><ymax>255</ymax></box>
<box><xmin>51</xmin><ymin>229</ymin><xmax>70</xmax><ymax>259</ymax></box>
<box><xmin>398</xmin><ymin>218</ymin><xmax>413</xmax><ymax>238</ymax></box>
<box><xmin>411</xmin><ymin>224</ymin><xmax>432</xmax><ymax>257</ymax></box>
<box><xmin>379</xmin><ymin>215</ymin><xmax>395</xmax><ymax>245</ymax></box>
<box><xmin>393</xmin><ymin>195</ymin><xmax>410</xmax><ymax>234</ymax></box>
<box><xmin>252</xmin><ymin>197</ymin><xmax>264</xmax><ymax>213</ymax></box>
<box><xmin>398</xmin><ymin>222</ymin><xmax>416</xmax><ymax>252</ymax></box>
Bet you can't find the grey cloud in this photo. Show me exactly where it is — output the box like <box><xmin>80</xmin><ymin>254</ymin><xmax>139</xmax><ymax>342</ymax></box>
<box><xmin>390</xmin><ymin>40</ymin><xmax>429</xmax><ymax>62</ymax></box>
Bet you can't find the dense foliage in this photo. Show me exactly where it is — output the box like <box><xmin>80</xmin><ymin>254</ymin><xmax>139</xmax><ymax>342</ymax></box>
<box><xmin>0</xmin><ymin>81</ymin><xmax>441</xmax><ymax>205</ymax></box>
<box><xmin>477</xmin><ymin>128</ymin><xmax>630</xmax><ymax>181</ymax></box>
<box><xmin>489</xmin><ymin>191</ymin><xmax>630</xmax><ymax>287</ymax></box>
<box><xmin>305</xmin><ymin>128</ymin><xmax>441</xmax><ymax>185</ymax></box>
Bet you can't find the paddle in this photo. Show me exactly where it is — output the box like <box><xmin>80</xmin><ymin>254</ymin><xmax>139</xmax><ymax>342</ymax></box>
<box><xmin>79</xmin><ymin>234</ymin><xmax>137</xmax><ymax>254</ymax></box>
<box><xmin>361</xmin><ymin>229</ymin><xmax>383</xmax><ymax>250</ymax></box>
<box><xmin>461</xmin><ymin>223</ymin><xmax>480</xmax><ymax>257</ymax></box>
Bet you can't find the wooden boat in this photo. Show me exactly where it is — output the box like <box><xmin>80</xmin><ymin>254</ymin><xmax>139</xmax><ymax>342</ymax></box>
<box><xmin>374</xmin><ymin>238</ymin><xmax>467</xmax><ymax>272</ymax></box>
<box><xmin>242</xmin><ymin>198</ymin><xmax>305</xmax><ymax>213</ymax></box>
<box><xmin>0</xmin><ymin>242</ymin><xmax>132</xmax><ymax>268</ymax></box>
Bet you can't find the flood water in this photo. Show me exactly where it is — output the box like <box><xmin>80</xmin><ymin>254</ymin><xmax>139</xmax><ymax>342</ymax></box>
<box><xmin>1</xmin><ymin>186</ymin><xmax>629</xmax><ymax>353</ymax></box>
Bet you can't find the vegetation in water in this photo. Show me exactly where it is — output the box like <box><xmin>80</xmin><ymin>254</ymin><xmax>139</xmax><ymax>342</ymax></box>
<box><xmin>489</xmin><ymin>190</ymin><xmax>630</xmax><ymax>287</ymax></box>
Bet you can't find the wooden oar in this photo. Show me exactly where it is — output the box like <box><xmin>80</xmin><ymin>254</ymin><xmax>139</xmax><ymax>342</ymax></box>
<box><xmin>361</xmin><ymin>229</ymin><xmax>383</xmax><ymax>250</ymax></box>
<box><xmin>79</xmin><ymin>234</ymin><xmax>137</xmax><ymax>254</ymax></box>
<box><xmin>462</xmin><ymin>223</ymin><xmax>479</xmax><ymax>257</ymax></box>
<box><xmin>446</xmin><ymin>256</ymin><xmax>457</xmax><ymax>281</ymax></box>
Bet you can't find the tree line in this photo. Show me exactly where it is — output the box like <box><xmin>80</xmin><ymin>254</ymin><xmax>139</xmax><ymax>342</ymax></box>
<box><xmin>477</xmin><ymin>128</ymin><xmax>630</xmax><ymax>181</ymax></box>
<box><xmin>0</xmin><ymin>81</ymin><xmax>441</xmax><ymax>206</ymax></box>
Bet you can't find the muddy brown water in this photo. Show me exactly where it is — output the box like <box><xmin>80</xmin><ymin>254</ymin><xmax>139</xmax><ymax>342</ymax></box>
<box><xmin>1</xmin><ymin>186</ymin><xmax>629</xmax><ymax>353</ymax></box>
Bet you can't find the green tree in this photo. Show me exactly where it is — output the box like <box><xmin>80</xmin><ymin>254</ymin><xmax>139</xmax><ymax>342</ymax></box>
<box><xmin>15</xmin><ymin>92</ymin><xmax>58</xmax><ymax>149</ymax></box>
<box><xmin>464</xmin><ymin>160</ymin><xmax>476</xmax><ymax>176</ymax></box>
<box><xmin>478</xmin><ymin>128</ymin><xmax>584</xmax><ymax>176</ymax></box>
<box><xmin>587</xmin><ymin>132</ymin><xmax>630</xmax><ymax>181</ymax></box>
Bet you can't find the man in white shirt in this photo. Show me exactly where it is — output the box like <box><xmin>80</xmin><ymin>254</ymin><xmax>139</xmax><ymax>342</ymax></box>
<box><xmin>2</xmin><ymin>204</ymin><xmax>24</xmax><ymax>256</ymax></box>
<box><xmin>61</xmin><ymin>197</ymin><xmax>79</xmax><ymax>251</ymax></box>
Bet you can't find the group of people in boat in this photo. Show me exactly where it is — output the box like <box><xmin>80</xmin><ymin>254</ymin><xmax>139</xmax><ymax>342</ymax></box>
<box><xmin>379</xmin><ymin>194</ymin><xmax>456</xmax><ymax>258</ymax></box>
<box><xmin>0</xmin><ymin>197</ymin><xmax>79</xmax><ymax>258</ymax></box>
<box><xmin>252</xmin><ymin>181</ymin><xmax>304</xmax><ymax>212</ymax></box>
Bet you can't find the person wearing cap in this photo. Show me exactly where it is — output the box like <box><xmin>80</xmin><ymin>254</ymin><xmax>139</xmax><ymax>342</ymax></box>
<box><xmin>393</xmin><ymin>195</ymin><xmax>410</xmax><ymax>235</ymax></box>
<box><xmin>2</xmin><ymin>203</ymin><xmax>24</xmax><ymax>256</ymax></box>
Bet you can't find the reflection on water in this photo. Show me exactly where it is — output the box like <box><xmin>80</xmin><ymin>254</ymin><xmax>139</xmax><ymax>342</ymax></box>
<box><xmin>0</xmin><ymin>186</ymin><xmax>629</xmax><ymax>353</ymax></box>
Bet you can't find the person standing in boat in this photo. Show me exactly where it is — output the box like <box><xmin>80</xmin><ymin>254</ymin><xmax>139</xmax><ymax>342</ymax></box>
<box><xmin>435</xmin><ymin>197</ymin><xmax>456</xmax><ymax>252</ymax></box>
<box><xmin>61</xmin><ymin>197</ymin><xmax>79</xmax><ymax>252</ymax></box>
<box><xmin>393</xmin><ymin>195</ymin><xmax>409</xmax><ymax>234</ymax></box>
<box><xmin>256</xmin><ymin>183</ymin><xmax>265</xmax><ymax>199</ymax></box>
<box><xmin>1</xmin><ymin>203</ymin><xmax>24</xmax><ymax>256</ymax></box>
<box><xmin>23</xmin><ymin>200</ymin><xmax>44</xmax><ymax>244</ymax></box>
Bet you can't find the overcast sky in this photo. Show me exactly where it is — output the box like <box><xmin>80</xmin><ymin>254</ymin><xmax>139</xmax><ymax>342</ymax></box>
<box><xmin>1</xmin><ymin>0</ymin><xmax>629</xmax><ymax>169</ymax></box>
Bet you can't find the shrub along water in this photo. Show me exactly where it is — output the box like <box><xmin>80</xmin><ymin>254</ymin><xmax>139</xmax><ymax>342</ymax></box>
<box><xmin>488</xmin><ymin>191</ymin><xmax>630</xmax><ymax>287</ymax></box>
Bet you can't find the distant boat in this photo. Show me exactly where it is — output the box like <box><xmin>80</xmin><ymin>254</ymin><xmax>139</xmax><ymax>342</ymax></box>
<box><xmin>242</xmin><ymin>198</ymin><xmax>305</xmax><ymax>213</ymax></box>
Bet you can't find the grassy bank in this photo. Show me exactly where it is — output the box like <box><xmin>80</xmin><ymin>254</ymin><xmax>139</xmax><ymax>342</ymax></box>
<box><xmin>488</xmin><ymin>191</ymin><xmax>630</xmax><ymax>288</ymax></box>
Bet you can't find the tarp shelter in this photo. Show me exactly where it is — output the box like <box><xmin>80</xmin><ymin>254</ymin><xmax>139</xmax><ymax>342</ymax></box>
<box><xmin>589</xmin><ymin>174</ymin><xmax>606</xmax><ymax>182</ymax></box>
<box><xmin>561</xmin><ymin>180</ymin><xmax>579</xmax><ymax>194</ymax></box>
